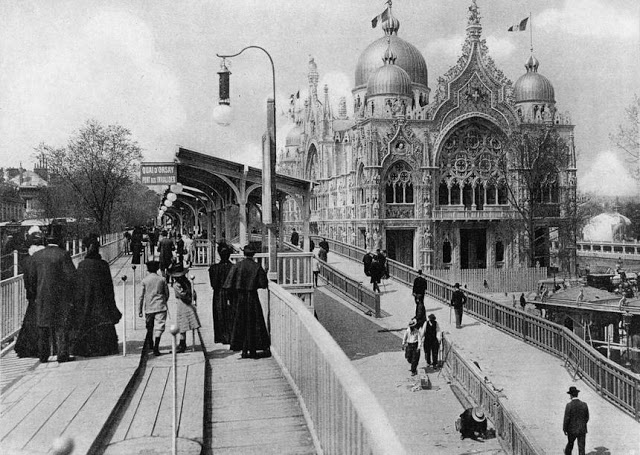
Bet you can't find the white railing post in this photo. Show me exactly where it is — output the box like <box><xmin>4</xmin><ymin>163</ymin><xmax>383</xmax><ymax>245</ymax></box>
<box><xmin>13</xmin><ymin>250</ymin><xmax>18</xmax><ymax>277</ymax></box>
<box><xmin>170</xmin><ymin>324</ymin><xmax>179</xmax><ymax>455</ymax></box>
<box><xmin>121</xmin><ymin>275</ymin><xmax>128</xmax><ymax>356</ymax></box>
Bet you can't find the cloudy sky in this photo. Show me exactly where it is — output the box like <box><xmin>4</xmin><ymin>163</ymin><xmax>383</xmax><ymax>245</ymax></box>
<box><xmin>1</xmin><ymin>0</ymin><xmax>638</xmax><ymax>196</ymax></box>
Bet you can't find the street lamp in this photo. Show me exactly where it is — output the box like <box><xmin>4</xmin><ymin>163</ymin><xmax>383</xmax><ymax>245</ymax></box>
<box><xmin>215</xmin><ymin>46</ymin><xmax>278</xmax><ymax>282</ymax></box>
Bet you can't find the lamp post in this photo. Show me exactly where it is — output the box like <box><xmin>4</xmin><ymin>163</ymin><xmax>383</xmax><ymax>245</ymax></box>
<box><xmin>215</xmin><ymin>46</ymin><xmax>278</xmax><ymax>282</ymax></box>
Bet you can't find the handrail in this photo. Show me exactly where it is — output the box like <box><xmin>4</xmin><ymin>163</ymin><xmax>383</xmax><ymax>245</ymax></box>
<box><xmin>267</xmin><ymin>281</ymin><xmax>406</xmax><ymax>454</ymax></box>
<box><xmin>286</xmin><ymin>241</ymin><xmax>380</xmax><ymax>317</ymax></box>
<box><xmin>442</xmin><ymin>335</ymin><xmax>545</xmax><ymax>455</ymax></box>
<box><xmin>312</xmin><ymin>236</ymin><xmax>640</xmax><ymax>421</ymax></box>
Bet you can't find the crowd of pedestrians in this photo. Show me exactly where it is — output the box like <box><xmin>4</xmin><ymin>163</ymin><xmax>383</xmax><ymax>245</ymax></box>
<box><xmin>15</xmin><ymin>230</ymin><xmax>121</xmax><ymax>363</ymax></box>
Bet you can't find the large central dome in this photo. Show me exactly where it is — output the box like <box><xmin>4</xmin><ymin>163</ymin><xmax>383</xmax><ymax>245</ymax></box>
<box><xmin>355</xmin><ymin>12</ymin><xmax>428</xmax><ymax>90</ymax></box>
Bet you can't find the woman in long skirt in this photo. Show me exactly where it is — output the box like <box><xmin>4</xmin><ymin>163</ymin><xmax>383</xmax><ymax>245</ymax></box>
<box><xmin>172</xmin><ymin>269</ymin><xmax>201</xmax><ymax>353</ymax></box>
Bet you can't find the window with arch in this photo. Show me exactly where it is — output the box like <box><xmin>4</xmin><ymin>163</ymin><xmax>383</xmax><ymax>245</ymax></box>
<box><xmin>437</xmin><ymin>121</ymin><xmax>507</xmax><ymax>209</ymax></box>
<box><xmin>306</xmin><ymin>146</ymin><xmax>318</xmax><ymax>181</ymax></box>
<box><xmin>495</xmin><ymin>240</ymin><xmax>504</xmax><ymax>263</ymax></box>
<box><xmin>443</xmin><ymin>239</ymin><xmax>452</xmax><ymax>264</ymax></box>
<box><xmin>385</xmin><ymin>161</ymin><xmax>414</xmax><ymax>204</ymax></box>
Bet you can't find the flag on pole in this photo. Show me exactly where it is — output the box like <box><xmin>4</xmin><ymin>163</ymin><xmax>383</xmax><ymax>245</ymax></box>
<box><xmin>372</xmin><ymin>8</ymin><xmax>390</xmax><ymax>28</ymax></box>
<box><xmin>508</xmin><ymin>17</ymin><xmax>529</xmax><ymax>32</ymax></box>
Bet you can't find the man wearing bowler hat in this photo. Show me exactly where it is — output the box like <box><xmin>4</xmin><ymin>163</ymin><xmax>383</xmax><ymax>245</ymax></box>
<box><xmin>563</xmin><ymin>386</ymin><xmax>589</xmax><ymax>455</ymax></box>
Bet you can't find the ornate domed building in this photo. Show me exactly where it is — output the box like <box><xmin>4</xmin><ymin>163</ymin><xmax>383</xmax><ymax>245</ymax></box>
<box><xmin>279</xmin><ymin>0</ymin><xmax>577</xmax><ymax>273</ymax></box>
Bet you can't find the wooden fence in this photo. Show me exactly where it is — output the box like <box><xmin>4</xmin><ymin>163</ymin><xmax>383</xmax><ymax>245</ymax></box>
<box><xmin>429</xmin><ymin>267</ymin><xmax>548</xmax><ymax>293</ymax></box>
<box><xmin>442</xmin><ymin>335</ymin><xmax>544</xmax><ymax>455</ymax></box>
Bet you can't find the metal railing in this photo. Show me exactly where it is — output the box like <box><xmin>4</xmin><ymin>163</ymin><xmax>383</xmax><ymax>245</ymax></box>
<box><xmin>1</xmin><ymin>233</ymin><xmax>125</xmax><ymax>351</ymax></box>
<box><xmin>287</xmin><ymin>241</ymin><xmax>381</xmax><ymax>317</ymax></box>
<box><xmin>314</xmin><ymin>236</ymin><xmax>640</xmax><ymax>421</ymax></box>
<box><xmin>442</xmin><ymin>335</ymin><xmax>544</xmax><ymax>455</ymax></box>
<box><xmin>266</xmin><ymin>282</ymin><xmax>406</xmax><ymax>454</ymax></box>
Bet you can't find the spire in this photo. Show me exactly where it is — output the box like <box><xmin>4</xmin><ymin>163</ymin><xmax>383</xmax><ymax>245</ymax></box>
<box><xmin>466</xmin><ymin>0</ymin><xmax>482</xmax><ymax>40</ymax></box>
<box><xmin>308</xmin><ymin>56</ymin><xmax>319</xmax><ymax>100</ymax></box>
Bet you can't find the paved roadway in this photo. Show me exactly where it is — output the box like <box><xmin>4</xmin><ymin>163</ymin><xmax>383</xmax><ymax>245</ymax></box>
<box><xmin>320</xmin><ymin>250</ymin><xmax>640</xmax><ymax>455</ymax></box>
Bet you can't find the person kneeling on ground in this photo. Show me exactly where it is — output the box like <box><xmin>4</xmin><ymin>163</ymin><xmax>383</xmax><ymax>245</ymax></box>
<box><xmin>459</xmin><ymin>407</ymin><xmax>487</xmax><ymax>440</ymax></box>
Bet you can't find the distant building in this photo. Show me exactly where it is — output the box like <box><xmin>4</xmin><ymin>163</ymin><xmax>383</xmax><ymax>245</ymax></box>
<box><xmin>278</xmin><ymin>1</ymin><xmax>577</xmax><ymax>273</ymax></box>
<box><xmin>4</xmin><ymin>156</ymin><xmax>49</xmax><ymax>220</ymax></box>
<box><xmin>582</xmin><ymin>212</ymin><xmax>631</xmax><ymax>242</ymax></box>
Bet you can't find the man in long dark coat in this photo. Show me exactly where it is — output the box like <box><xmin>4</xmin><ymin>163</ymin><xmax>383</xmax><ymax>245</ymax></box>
<box><xmin>31</xmin><ymin>235</ymin><xmax>77</xmax><ymax>363</ymax></box>
<box><xmin>223</xmin><ymin>244</ymin><xmax>270</xmax><ymax>359</ymax></box>
<box><xmin>290</xmin><ymin>228</ymin><xmax>299</xmax><ymax>246</ymax></box>
<box><xmin>451</xmin><ymin>282</ymin><xmax>467</xmax><ymax>329</ymax></box>
<box><xmin>208</xmin><ymin>243</ymin><xmax>235</xmax><ymax>344</ymax></box>
<box><xmin>563</xmin><ymin>386</ymin><xmax>589</xmax><ymax>455</ymax></box>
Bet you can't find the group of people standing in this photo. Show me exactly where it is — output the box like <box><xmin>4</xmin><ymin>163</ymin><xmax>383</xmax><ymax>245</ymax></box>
<box><xmin>209</xmin><ymin>242</ymin><xmax>271</xmax><ymax>359</ymax></box>
<box><xmin>15</xmin><ymin>230</ymin><xmax>121</xmax><ymax>362</ymax></box>
<box><xmin>362</xmin><ymin>248</ymin><xmax>389</xmax><ymax>293</ymax></box>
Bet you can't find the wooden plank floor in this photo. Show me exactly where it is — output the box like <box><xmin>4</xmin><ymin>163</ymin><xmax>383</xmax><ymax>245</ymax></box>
<box><xmin>0</xmin><ymin>354</ymin><xmax>139</xmax><ymax>455</ymax></box>
<box><xmin>207</xmin><ymin>344</ymin><xmax>317</xmax><ymax>454</ymax></box>
<box><xmin>103</xmin><ymin>351</ymin><xmax>204</xmax><ymax>455</ymax></box>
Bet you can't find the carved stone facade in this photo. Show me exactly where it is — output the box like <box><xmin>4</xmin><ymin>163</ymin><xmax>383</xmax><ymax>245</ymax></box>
<box><xmin>278</xmin><ymin>0</ymin><xmax>577</xmax><ymax>273</ymax></box>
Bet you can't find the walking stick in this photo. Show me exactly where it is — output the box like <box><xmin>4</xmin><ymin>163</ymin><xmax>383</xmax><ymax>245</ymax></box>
<box><xmin>169</xmin><ymin>324</ymin><xmax>179</xmax><ymax>455</ymax></box>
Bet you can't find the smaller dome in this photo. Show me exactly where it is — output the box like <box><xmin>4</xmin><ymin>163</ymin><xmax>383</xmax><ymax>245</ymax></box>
<box><xmin>514</xmin><ymin>55</ymin><xmax>555</xmax><ymax>104</ymax></box>
<box><xmin>285</xmin><ymin>125</ymin><xmax>303</xmax><ymax>147</ymax></box>
<box><xmin>582</xmin><ymin>212</ymin><xmax>631</xmax><ymax>242</ymax></box>
<box><xmin>366</xmin><ymin>48</ymin><xmax>412</xmax><ymax>98</ymax></box>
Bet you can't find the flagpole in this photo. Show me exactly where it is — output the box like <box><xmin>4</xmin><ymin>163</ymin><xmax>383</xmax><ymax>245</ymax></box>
<box><xmin>529</xmin><ymin>12</ymin><xmax>533</xmax><ymax>53</ymax></box>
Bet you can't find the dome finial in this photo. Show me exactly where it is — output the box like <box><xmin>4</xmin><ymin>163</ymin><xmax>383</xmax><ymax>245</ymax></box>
<box><xmin>525</xmin><ymin>54</ymin><xmax>539</xmax><ymax>72</ymax></box>
<box><xmin>466</xmin><ymin>0</ymin><xmax>482</xmax><ymax>39</ymax></box>
<box><xmin>380</xmin><ymin>0</ymin><xmax>400</xmax><ymax>36</ymax></box>
<box><xmin>382</xmin><ymin>38</ymin><xmax>397</xmax><ymax>65</ymax></box>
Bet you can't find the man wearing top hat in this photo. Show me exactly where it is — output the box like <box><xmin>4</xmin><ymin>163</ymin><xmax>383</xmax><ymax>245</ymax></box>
<box><xmin>451</xmin><ymin>282</ymin><xmax>467</xmax><ymax>329</ymax></box>
<box><xmin>563</xmin><ymin>386</ymin><xmax>589</xmax><ymax>455</ymax></box>
<box><xmin>223</xmin><ymin>244</ymin><xmax>270</xmax><ymax>359</ymax></box>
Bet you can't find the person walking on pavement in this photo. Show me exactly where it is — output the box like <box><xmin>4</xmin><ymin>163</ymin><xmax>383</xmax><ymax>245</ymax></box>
<box><xmin>370</xmin><ymin>256</ymin><xmax>384</xmax><ymax>293</ymax></box>
<box><xmin>290</xmin><ymin>228</ymin><xmax>299</xmax><ymax>246</ymax></box>
<box><xmin>30</xmin><ymin>233</ymin><xmax>77</xmax><ymax>363</ymax></box>
<box><xmin>157</xmin><ymin>230</ymin><xmax>174</xmax><ymax>282</ymax></box>
<box><xmin>171</xmin><ymin>264</ymin><xmax>201</xmax><ymax>353</ymax></box>
<box><xmin>176</xmin><ymin>234</ymin><xmax>185</xmax><ymax>266</ymax></box>
<box><xmin>412</xmin><ymin>269</ymin><xmax>428</xmax><ymax>305</ymax></box>
<box><xmin>451</xmin><ymin>282</ymin><xmax>467</xmax><ymax>329</ymax></box>
<box><xmin>422</xmin><ymin>314</ymin><xmax>441</xmax><ymax>368</ymax></box>
<box><xmin>312</xmin><ymin>250</ymin><xmax>321</xmax><ymax>287</ymax></box>
<box><xmin>362</xmin><ymin>250</ymin><xmax>373</xmax><ymax>277</ymax></box>
<box><xmin>72</xmin><ymin>235</ymin><xmax>121</xmax><ymax>357</ymax></box>
<box><xmin>138</xmin><ymin>260</ymin><xmax>169</xmax><ymax>356</ymax></box>
<box><xmin>319</xmin><ymin>238</ymin><xmax>329</xmax><ymax>258</ymax></box>
<box><xmin>402</xmin><ymin>318</ymin><xmax>422</xmax><ymax>376</ymax></box>
<box><xmin>224</xmin><ymin>244</ymin><xmax>271</xmax><ymax>359</ymax></box>
<box><xmin>563</xmin><ymin>386</ymin><xmax>589</xmax><ymax>455</ymax></box>
<box><xmin>183</xmin><ymin>233</ymin><xmax>194</xmax><ymax>267</ymax></box>
<box><xmin>208</xmin><ymin>242</ymin><xmax>235</xmax><ymax>344</ymax></box>
<box><xmin>520</xmin><ymin>293</ymin><xmax>527</xmax><ymax>310</ymax></box>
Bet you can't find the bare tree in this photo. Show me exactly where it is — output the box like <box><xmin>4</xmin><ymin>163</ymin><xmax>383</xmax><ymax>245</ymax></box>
<box><xmin>610</xmin><ymin>95</ymin><xmax>639</xmax><ymax>177</ymax></box>
<box><xmin>40</xmin><ymin>120</ymin><xmax>143</xmax><ymax>233</ymax></box>
<box><xmin>500</xmin><ymin>127</ymin><xmax>573</xmax><ymax>268</ymax></box>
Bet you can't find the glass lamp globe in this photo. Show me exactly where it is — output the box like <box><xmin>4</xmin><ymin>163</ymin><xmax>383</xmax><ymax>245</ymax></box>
<box><xmin>170</xmin><ymin>183</ymin><xmax>184</xmax><ymax>194</ymax></box>
<box><xmin>166</xmin><ymin>192</ymin><xmax>177</xmax><ymax>202</ymax></box>
<box><xmin>213</xmin><ymin>104</ymin><xmax>233</xmax><ymax>126</ymax></box>
<box><xmin>164</xmin><ymin>199</ymin><xmax>173</xmax><ymax>207</ymax></box>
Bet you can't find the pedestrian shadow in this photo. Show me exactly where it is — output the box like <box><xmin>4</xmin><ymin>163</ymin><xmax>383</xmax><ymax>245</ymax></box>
<box><xmin>588</xmin><ymin>447</ymin><xmax>610</xmax><ymax>455</ymax></box>
<box><xmin>459</xmin><ymin>322</ymin><xmax>482</xmax><ymax>328</ymax></box>
<box><xmin>425</xmin><ymin>306</ymin><xmax>444</xmax><ymax>312</ymax></box>
<box><xmin>207</xmin><ymin>347</ymin><xmax>239</xmax><ymax>359</ymax></box>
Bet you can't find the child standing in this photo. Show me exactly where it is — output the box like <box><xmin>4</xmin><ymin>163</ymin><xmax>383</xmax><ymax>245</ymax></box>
<box><xmin>138</xmin><ymin>260</ymin><xmax>169</xmax><ymax>356</ymax></box>
<box><xmin>312</xmin><ymin>251</ymin><xmax>320</xmax><ymax>287</ymax></box>
<box><xmin>402</xmin><ymin>318</ymin><xmax>422</xmax><ymax>376</ymax></box>
<box><xmin>172</xmin><ymin>267</ymin><xmax>201</xmax><ymax>353</ymax></box>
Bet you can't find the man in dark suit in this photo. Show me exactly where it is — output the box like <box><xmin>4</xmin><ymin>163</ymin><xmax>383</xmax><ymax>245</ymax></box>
<box><xmin>30</xmin><ymin>235</ymin><xmax>77</xmax><ymax>363</ymax></box>
<box><xmin>290</xmin><ymin>228</ymin><xmax>299</xmax><ymax>246</ymax></box>
<box><xmin>563</xmin><ymin>386</ymin><xmax>589</xmax><ymax>455</ymax></box>
<box><xmin>157</xmin><ymin>230</ymin><xmax>174</xmax><ymax>282</ymax></box>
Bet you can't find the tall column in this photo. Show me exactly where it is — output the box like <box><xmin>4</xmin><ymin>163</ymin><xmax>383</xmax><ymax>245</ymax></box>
<box><xmin>302</xmin><ymin>193</ymin><xmax>311</xmax><ymax>252</ymax></box>
<box><xmin>238</xmin><ymin>201</ymin><xmax>247</xmax><ymax>247</ymax></box>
